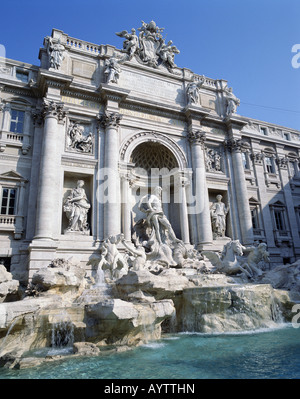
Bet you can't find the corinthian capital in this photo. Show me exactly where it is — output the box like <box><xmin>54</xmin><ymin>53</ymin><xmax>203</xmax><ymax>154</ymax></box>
<box><xmin>187</xmin><ymin>130</ymin><xmax>206</xmax><ymax>147</ymax></box>
<box><xmin>42</xmin><ymin>98</ymin><xmax>66</xmax><ymax>123</ymax></box>
<box><xmin>224</xmin><ymin>138</ymin><xmax>250</xmax><ymax>153</ymax></box>
<box><xmin>99</xmin><ymin>111</ymin><xmax>122</xmax><ymax>129</ymax></box>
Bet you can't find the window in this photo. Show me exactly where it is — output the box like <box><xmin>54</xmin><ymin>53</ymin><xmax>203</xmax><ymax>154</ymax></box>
<box><xmin>265</xmin><ymin>156</ymin><xmax>274</xmax><ymax>173</ymax></box>
<box><xmin>283</xmin><ymin>132</ymin><xmax>290</xmax><ymax>141</ymax></box>
<box><xmin>1</xmin><ymin>187</ymin><xmax>16</xmax><ymax>215</ymax></box>
<box><xmin>10</xmin><ymin>109</ymin><xmax>25</xmax><ymax>133</ymax></box>
<box><xmin>241</xmin><ymin>152</ymin><xmax>249</xmax><ymax>169</ymax></box>
<box><xmin>251</xmin><ymin>207</ymin><xmax>259</xmax><ymax>229</ymax></box>
<box><xmin>274</xmin><ymin>209</ymin><xmax>285</xmax><ymax>231</ymax></box>
<box><xmin>260</xmin><ymin>127</ymin><xmax>267</xmax><ymax>135</ymax></box>
<box><xmin>16</xmin><ymin>70</ymin><xmax>29</xmax><ymax>83</ymax></box>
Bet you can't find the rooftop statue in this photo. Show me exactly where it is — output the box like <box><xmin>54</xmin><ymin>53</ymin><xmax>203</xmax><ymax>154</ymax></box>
<box><xmin>115</xmin><ymin>20</ymin><xmax>180</xmax><ymax>72</ymax></box>
<box><xmin>116</xmin><ymin>28</ymin><xmax>139</xmax><ymax>60</ymax></box>
<box><xmin>224</xmin><ymin>85</ymin><xmax>240</xmax><ymax>116</ymax></box>
<box><xmin>45</xmin><ymin>37</ymin><xmax>65</xmax><ymax>70</ymax></box>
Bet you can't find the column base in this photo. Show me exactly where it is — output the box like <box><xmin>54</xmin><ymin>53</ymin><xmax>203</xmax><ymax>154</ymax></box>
<box><xmin>28</xmin><ymin>239</ymin><xmax>59</xmax><ymax>280</ymax></box>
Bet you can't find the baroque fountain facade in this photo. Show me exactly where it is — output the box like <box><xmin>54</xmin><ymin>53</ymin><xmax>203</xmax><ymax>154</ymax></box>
<box><xmin>0</xmin><ymin>21</ymin><xmax>300</xmax><ymax>368</ymax></box>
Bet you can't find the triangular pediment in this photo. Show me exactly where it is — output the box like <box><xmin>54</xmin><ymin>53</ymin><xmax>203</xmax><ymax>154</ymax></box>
<box><xmin>0</xmin><ymin>170</ymin><xmax>26</xmax><ymax>181</ymax></box>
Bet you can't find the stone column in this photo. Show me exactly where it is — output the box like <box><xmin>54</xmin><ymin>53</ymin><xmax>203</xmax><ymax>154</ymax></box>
<box><xmin>226</xmin><ymin>138</ymin><xmax>254</xmax><ymax>245</ymax></box>
<box><xmin>100</xmin><ymin>111</ymin><xmax>122</xmax><ymax>238</ymax></box>
<box><xmin>34</xmin><ymin>99</ymin><xmax>66</xmax><ymax>240</ymax></box>
<box><xmin>188</xmin><ymin>130</ymin><xmax>212</xmax><ymax>248</ymax></box>
<box><xmin>121</xmin><ymin>174</ymin><xmax>132</xmax><ymax>241</ymax></box>
<box><xmin>250</xmin><ymin>147</ymin><xmax>276</xmax><ymax>248</ymax></box>
<box><xmin>276</xmin><ymin>150</ymin><xmax>300</xmax><ymax>257</ymax></box>
<box><xmin>179</xmin><ymin>176</ymin><xmax>190</xmax><ymax>245</ymax></box>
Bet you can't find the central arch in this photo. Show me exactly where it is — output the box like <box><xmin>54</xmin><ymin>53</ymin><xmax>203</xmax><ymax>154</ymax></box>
<box><xmin>120</xmin><ymin>132</ymin><xmax>189</xmax><ymax>243</ymax></box>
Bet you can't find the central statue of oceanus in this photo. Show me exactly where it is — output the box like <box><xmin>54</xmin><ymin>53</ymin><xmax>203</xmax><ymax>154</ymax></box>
<box><xmin>137</xmin><ymin>186</ymin><xmax>180</xmax><ymax>266</ymax></box>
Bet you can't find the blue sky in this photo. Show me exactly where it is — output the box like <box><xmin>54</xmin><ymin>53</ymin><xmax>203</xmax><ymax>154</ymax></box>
<box><xmin>1</xmin><ymin>0</ymin><xmax>300</xmax><ymax>130</ymax></box>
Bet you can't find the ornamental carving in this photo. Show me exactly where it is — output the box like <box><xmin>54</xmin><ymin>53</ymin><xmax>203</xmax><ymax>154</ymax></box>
<box><xmin>251</xmin><ymin>151</ymin><xmax>264</xmax><ymax>165</ymax></box>
<box><xmin>276</xmin><ymin>156</ymin><xmax>288</xmax><ymax>169</ymax></box>
<box><xmin>224</xmin><ymin>138</ymin><xmax>250</xmax><ymax>153</ymax></box>
<box><xmin>66</xmin><ymin>121</ymin><xmax>93</xmax><ymax>154</ymax></box>
<box><xmin>42</xmin><ymin>98</ymin><xmax>66</xmax><ymax>122</ymax></box>
<box><xmin>187</xmin><ymin>130</ymin><xmax>206</xmax><ymax>147</ymax></box>
<box><xmin>205</xmin><ymin>147</ymin><xmax>222</xmax><ymax>172</ymax></box>
<box><xmin>99</xmin><ymin>111</ymin><xmax>122</xmax><ymax>129</ymax></box>
<box><xmin>115</xmin><ymin>20</ymin><xmax>180</xmax><ymax>73</ymax></box>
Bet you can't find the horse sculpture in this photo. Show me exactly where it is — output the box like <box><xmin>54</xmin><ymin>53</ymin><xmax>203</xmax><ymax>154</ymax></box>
<box><xmin>202</xmin><ymin>240</ymin><xmax>253</xmax><ymax>278</ymax></box>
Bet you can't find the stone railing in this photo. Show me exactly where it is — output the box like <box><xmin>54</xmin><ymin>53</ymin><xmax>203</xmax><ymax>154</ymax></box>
<box><xmin>0</xmin><ymin>215</ymin><xmax>16</xmax><ymax>229</ymax></box>
<box><xmin>65</xmin><ymin>36</ymin><xmax>103</xmax><ymax>55</ymax></box>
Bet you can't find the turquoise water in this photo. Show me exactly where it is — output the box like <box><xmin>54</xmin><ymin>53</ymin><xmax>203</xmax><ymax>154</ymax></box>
<box><xmin>1</xmin><ymin>325</ymin><xmax>300</xmax><ymax>379</ymax></box>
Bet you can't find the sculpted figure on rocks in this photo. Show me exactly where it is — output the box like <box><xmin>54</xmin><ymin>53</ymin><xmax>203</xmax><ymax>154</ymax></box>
<box><xmin>203</xmin><ymin>240</ymin><xmax>253</xmax><ymax>278</ymax></box>
<box><xmin>242</xmin><ymin>243</ymin><xmax>270</xmax><ymax>278</ymax></box>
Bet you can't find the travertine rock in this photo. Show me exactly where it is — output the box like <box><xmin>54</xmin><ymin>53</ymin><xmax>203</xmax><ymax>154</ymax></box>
<box><xmin>0</xmin><ymin>265</ymin><xmax>20</xmax><ymax>303</ymax></box>
<box><xmin>115</xmin><ymin>269</ymin><xmax>191</xmax><ymax>300</ymax></box>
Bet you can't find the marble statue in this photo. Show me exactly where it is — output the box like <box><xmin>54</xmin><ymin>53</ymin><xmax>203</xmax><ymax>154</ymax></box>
<box><xmin>242</xmin><ymin>243</ymin><xmax>270</xmax><ymax>278</ymax></box>
<box><xmin>104</xmin><ymin>54</ymin><xmax>122</xmax><ymax>84</ymax></box>
<box><xmin>203</xmin><ymin>240</ymin><xmax>253</xmax><ymax>278</ymax></box>
<box><xmin>121</xmin><ymin>236</ymin><xmax>146</xmax><ymax>271</ymax></box>
<box><xmin>46</xmin><ymin>37</ymin><xmax>65</xmax><ymax>70</ymax></box>
<box><xmin>97</xmin><ymin>234</ymin><xmax>128</xmax><ymax>280</ymax></box>
<box><xmin>206</xmin><ymin>149</ymin><xmax>222</xmax><ymax>172</ymax></box>
<box><xmin>157</xmin><ymin>40</ymin><xmax>180</xmax><ymax>72</ymax></box>
<box><xmin>139</xmin><ymin>186</ymin><xmax>179</xmax><ymax>246</ymax></box>
<box><xmin>63</xmin><ymin>180</ymin><xmax>90</xmax><ymax>234</ymax></box>
<box><xmin>137</xmin><ymin>186</ymin><xmax>180</xmax><ymax>266</ymax></box>
<box><xmin>115</xmin><ymin>21</ymin><xmax>179</xmax><ymax>72</ymax></box>
<box><xmin>116</xmin><ymin>28</ymin><xmax>139</xmax><ymax>60</ymax></box>
<box><xmin>210</xmin><ymin>195</ymin><xmax>229</xmax><ymax>239</ymax></box>
<box><xmin>67</xmin><ymin>122</ymin><xmax>93</xmax><ymax>153</ymax></box>
<box><xmin>224</xmin><ymin>86</ymin><xmax>240</xmax><ymax>116</ymax></box>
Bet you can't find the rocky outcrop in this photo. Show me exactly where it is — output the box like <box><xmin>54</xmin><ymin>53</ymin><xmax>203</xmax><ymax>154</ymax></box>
<box><xmin>260</xmin><ymin>260</ymin><xmax>300</xmax><ymax>301</ymax></box>
<box><xmin>0</xmin><ymin>265</ymin><xmax>20</xmax><ymax>303</ymax></box>
<box><xmin>115</xmin><ymin>269</ymin><xmax>191</xmax><ymax>300</ymax></box>
<box><xmin>176</xmin><ymin>283</ymin><xmax>293</xmax><ymax>333</ymax></box>
<box><xmin>31</xmin><ymin>258</ymin><xmax>87</xmax><ymax>297</ymax></box>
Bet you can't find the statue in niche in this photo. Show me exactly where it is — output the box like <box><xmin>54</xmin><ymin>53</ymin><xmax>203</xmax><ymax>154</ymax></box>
<box><xmin>116</xmin><ymin>28</ymin><xmax>139</xmax><ymax>60</ymax></box>
<box><xmin>104</xmin><ymin>54</ymin><xmax>122</xmax><ymax>84</ymax></box>
<box><xmin>224</xmin><ymin>86</ymin><xmax>240</xmax><ymax>116</ymax></box>
<box><xmin>137</xmin><ymin>186</ymin><xmax>180</xmax><ymax>266</ymax></box>
<box><xmin>46</xmin><ymin>37</ymin><xmax>65</xmax><ymax>70</ymax></box>
<box><xmin>63</xmin><ymin>180</ymin><xmax>90</xmax><ymax>234</ymax></box>
<box><xmin>210</xmin><ymin>194</ymin><xmax>229</xmax><ymax>239</ymax></box>
<box><xmin>206</xmin><ymin>149</ymin><xmax>222</xmax><ymax>172</ymax></box>
<box><xmin>67</xmin><ymin>122</ymin><xmax>93</xmax><ymax>153</ymax></box>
